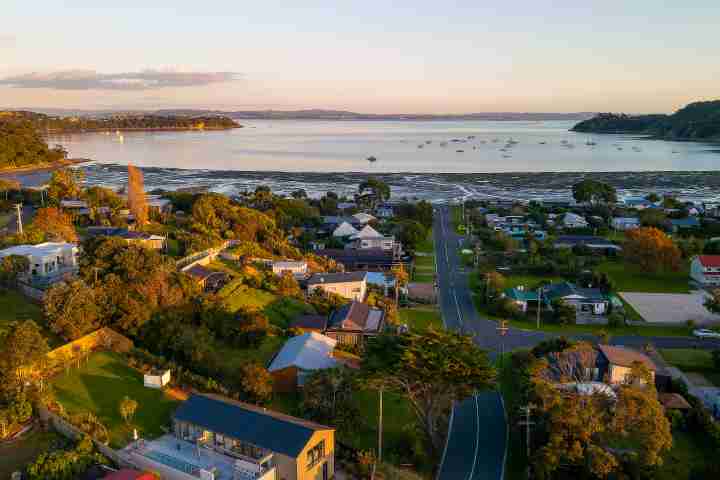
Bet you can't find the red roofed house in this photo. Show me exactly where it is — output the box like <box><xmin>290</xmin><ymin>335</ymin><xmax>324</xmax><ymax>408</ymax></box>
<box><xmin>691</xmin><ymin>255</ymin><xmax>720</xmax><ymax>286</ymax></box>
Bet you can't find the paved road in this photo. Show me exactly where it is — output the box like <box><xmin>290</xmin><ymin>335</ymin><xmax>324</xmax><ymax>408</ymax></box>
<box><xmin>433</xmin><ymin>204</ymin><xmax>720</xmax><ymax>480</ymax></box>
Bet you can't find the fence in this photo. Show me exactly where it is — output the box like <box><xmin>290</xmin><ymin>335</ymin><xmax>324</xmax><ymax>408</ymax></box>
<box><xmin>176</xmin><ymin>240</ymin><xmax>234</xmax><ymax>272</ymax></box>
<box><xmin>46</xmin><ymin>327</ymin><xmax>133</xmax><ymax>362</ymax></box>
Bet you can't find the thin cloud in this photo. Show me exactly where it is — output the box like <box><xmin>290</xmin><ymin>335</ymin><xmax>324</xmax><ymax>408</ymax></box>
<box><xmin>0</xmin><ymin>69</ymin><xmax>240</xmax><ymax>90</ymax></box>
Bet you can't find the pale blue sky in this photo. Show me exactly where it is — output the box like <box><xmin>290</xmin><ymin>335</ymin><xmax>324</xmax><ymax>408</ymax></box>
<box><xmin>1</xmin><ymin>1</ymin><xmax>718</xmax><ymax>113</ymax></box>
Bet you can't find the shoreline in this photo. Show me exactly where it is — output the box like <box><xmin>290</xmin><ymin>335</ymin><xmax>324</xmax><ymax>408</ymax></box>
<box><xmin>0</xmin><ymin>158</ymin><xmax>90</xmax><ymax>176</ymax></box>
<box><xmin>41</xmin><ymin>125</ymin><xmax>242</xmax><ymax>135</ymax></box>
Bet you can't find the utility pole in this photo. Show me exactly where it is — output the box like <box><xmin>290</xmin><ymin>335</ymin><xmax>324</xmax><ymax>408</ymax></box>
<box><xmin>377</xmin><ymin>387</ymin><xmax>384</xmax><ymax>464</ymax></box>
<box><xmin>14</xmin><ymin>203</ymin><xmax>23</xmax><ymax>235</ymax></box>
<box><xmin>518</xmin><ymin>405</ymin><xmax>535</xmax><ymax>460</ymax></box>
<box><xmin>536</xmin><ymin>287</ymin><xmax>542</xmax><ymax>329</ymax></box>
<box><xmin>496</xmin><ymin>320</ymin><xmax>509</xmax><ymax>368</ymax></box>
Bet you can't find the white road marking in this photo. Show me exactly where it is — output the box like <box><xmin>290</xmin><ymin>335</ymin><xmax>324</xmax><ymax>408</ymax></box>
<box><xmin>467</xmin><ymin>394</ymin><xmax>481</xmax><ymax>480</ymax></box>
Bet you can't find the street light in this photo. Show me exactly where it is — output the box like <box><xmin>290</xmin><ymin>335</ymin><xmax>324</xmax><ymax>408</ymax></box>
<box><xmin>496</xmin><ymin>320</ymin><xmax>509</xmax><ymax>368</ymax></box>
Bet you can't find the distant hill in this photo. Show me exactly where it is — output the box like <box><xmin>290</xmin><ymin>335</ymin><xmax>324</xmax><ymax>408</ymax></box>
<box><xmin>571</xmin><ymin>100</ymin><xmax>720</xmax><ymax>141</ymax></box>
<box><xmin>1</xmin><ymin>110</ymin><xmax>240</xmax><ymax>133</ymax></box>
<box><xmin>155</xmin><ymin>109</ymin><xmax>595</xmax><ymax>121</ymax></box>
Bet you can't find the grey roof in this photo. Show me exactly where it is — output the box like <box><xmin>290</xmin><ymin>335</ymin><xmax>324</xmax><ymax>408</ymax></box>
<box><xmin>543</xmin><ymin>282</ymin><xmax>606</xmax><ymax>302</ymax></box>
<box><xmin>268</xmin><ymin>332</ymin><xmax>337</xmax><ymax>372</ymax></box>
<box><xmin>328</xmin><ymin>301</ymin><xmax>384</xmax><ymax>332</ymax></box>
<box><xmin>554</xmin><ymin>235</ymin><xmax>617</xmax><ymax>248</ymax></box>
<box><xmin>307</xmin><ymin>271</ymin><xmax>367</xmax><ymax>285</ymax></box>
<box><xmin>173</xmin><ymin>394</ymin><xmax>332</xmax><ymax>457</ymax></box>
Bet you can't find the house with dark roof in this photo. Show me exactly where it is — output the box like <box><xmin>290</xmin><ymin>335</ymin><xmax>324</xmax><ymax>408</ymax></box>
<box><xmin>183</xmin><ymin>264</ymin><xmax>228</xmax><ymax>292</ymax></box>
<box><xmin>668</xmin><ymin>216</ymin><xmax>700</xmax><ymax>233</ymax></box>
<box><xmin>289</xmin><ymin>314</ymin><xmax>329</xmax><ymax>333</ymax></box>
<box><xmin>553</xmin><ymin>235</ymin><xmax>621</xmax><ymax>254</ymax></box>
<box><xmin>306</xmin><ymin>271</ymin><xmax>367</xmax><ymax>301</ymax></box>
<box><xmin>326</xmin><ymin>301</ymin><xmax>384</xmax><ymax>345</ymax></box>
<box><xmin>171</xmin><ymin>394</ymin><xmax>335</xmax><ymax>480</ymax></box>
<box><xmin>542</xmin><ymin>282</ymin><xmax>609</xmax><ymax>321</ymax></box>
<box><xmin>315</xmin><ymin>248</ymin><xmax>399</xmax><ymax>271</ymax></box>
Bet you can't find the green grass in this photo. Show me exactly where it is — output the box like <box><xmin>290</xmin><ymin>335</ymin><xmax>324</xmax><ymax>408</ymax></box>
<box><xmin>400</xmin><ymin>307</ymin><xmax>443</xmax><ymax>332</ymax></box>
<box><xmin>0</xmin><ymin>289</ymin><xmax>65</xmax><ymax>348</ymax></box>
<box><xmin>0</xmin><ymin>212</ymin><xmax>11</xmax><ymax>229</ymax></box>
<box><xmin>416</xmin><ymin>228</ymin><xmax>434</xmax><ymax>254</ymax></box>
<box><xmin>504</xmin><ymin>273</ymin><xmax>563</xmax><ymax>290</ymax></box>
<box><xmin>0</xmin><ymin>429</ymin><xmax>64</xmax><ymax>479</ymax></box>
<box><xmin>218</xmin><ymin>281</ymin><xmax>313</xmax><ymax>328</ymax></box>
<box><xmin>413</xmin><ymin>255</ymin><xmax>436</xmax><ymax>283</ymax></box>
<box><xmin>596</xmin><ymin>261</ymin><xmax>690</xmax><ymax>294</ymax></box>
<box><xmin>655</xmin><ymin>430</ymin><xmax>716</xmax><ymax>480</ymax></box>
<box><xmin>214</xmin><ymin>335</ymin><xmax>285</xmax><ymax>368</ymax></box>
<box><xmin>659</xmin><ymin>349</ymin><xmax>720</xmax><ymax>387</ymax></box>
<box><xmin>51</xmin><ymin>351</ymin><xmax>180</xmax><ymax>448</ymax></box>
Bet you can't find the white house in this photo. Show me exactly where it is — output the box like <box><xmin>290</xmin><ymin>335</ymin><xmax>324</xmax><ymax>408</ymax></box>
<box><xmin>332</xmin><ymin>222</ymin><xmax>359</xmax><ymax>238</ymax></box>
<box><xmin>272</xmin><ymin>260</ymin><xmax>308</xmax><ymax>277</ymax></box>
<box><xmin>611</xmin><ymin>217</ymin><xmax>640</xmax><ymax>231</ymax></box>
<box><xmin>563</xmin><ymin>212</ymin><xmax>589</xmax><ymax>229</ymax></box>
<box><xmin>691</xmin><ymin>255</ymin><xmax>720</xmax><ymax>286</ymax></box>
<box><xmin>352</xmin><ymin>212</ymin><xmax>376</xmax><ymax>225</ymax></box>
<box><xmin>144</xmin><ymin>369</ymin><xmax>172</xmax><ymax>389</ymax></box>
<box><xmin>307</xmin><ymin>272</ymin><xmax>368</xmax><ymax>301</ymax></box>
<box><xmin>0</xmin><ymin>242</ymin><xmax>78</xmax><ymax>278</ymax></box>
<box><xmin>348</xmin><ymin>225</ymin><xmax>398</xmax><ymax>253</ymax></box>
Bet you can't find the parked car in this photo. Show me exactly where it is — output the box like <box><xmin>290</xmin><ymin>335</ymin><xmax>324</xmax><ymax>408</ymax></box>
<box><xmin>692</xmin><ymin>328</ymin><xmax>720</xmax><ymax>339</ymax></box>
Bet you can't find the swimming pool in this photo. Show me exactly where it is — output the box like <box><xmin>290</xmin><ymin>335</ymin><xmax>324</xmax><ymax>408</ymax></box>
<box><xmin>144</xmin><ymin>449</ymin><xmax>201</xmax><ymax>476</ymax></box>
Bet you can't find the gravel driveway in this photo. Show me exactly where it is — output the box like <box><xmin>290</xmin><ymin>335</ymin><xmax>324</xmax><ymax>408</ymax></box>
<box><xmin>620</xmin><ymin>291</ymin><xmax>720</xmax><ymax>325</ymax></box>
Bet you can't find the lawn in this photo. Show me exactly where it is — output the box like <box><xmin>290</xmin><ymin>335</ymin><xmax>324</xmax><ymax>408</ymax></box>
<box><xmin>213</xmin><ymin>334</ymin><xmax>285</xmax><ymax>369</ymax></box>
<box><xmin>218</xmin><ymin>281</ymin><xmax>313</xmax><ymax>328</ymax></box>
<box><xmin>596</xmin><ymin>261</ymin><xmax>690</xmax><ymax>294</ymax></box>
<box><xmin>659</xmin><ymin>349</ymin><xmax>720</xmax><ymax>387</ymax></box>
<box><xmin>0</xmin><ymin>429</ymin><xmax>64</xmax><ymax>479</ymax></box>
<box><xmin>413</xmin><ymin>255</ymin><xmax>435</xmax><ymax>283</ymax></box>
<box><xmin>416</xmin><ymin>228</ymin><xmax>434</xmax><ymax>254</ymax></box>
<box><xmin>51</xmin><ymin>351</ymin><xmax>180</xmax><ymax>447</ymax></box>
<box><xmin>655</xmin><ymin>430</ymin><xmax>717</xmax><ymax>480</ymax></box>
<box><xmin>399</xmin><ymin>307</ymin><xmax>443</xmax><ymax>332</ymax></box>
<box><xmin>0</xmin><ymin>288</ymin><xmax>65</xmax><ymax>347</ymax></box>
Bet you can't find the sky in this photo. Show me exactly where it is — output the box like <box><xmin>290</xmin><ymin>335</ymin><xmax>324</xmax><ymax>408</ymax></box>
<box><xmin>1</xmin><ymin>1</ymin><xmax>719</xmax><ymax>114</ymax></box>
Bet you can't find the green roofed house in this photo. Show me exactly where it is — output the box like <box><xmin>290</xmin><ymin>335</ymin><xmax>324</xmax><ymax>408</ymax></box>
<box><xmin>503</xmin><ymin>286</ymin><xmax>539</xmax><ymax>313</ymax></box>
<box><xmin>124</xmin><ymin>393</ymin><xmax>334</xmax><ymax>480</ymax></box>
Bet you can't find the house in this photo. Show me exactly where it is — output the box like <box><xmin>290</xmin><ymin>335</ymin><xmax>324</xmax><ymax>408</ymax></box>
<box><xmin>623</xmin><ymin>197</ymin><xmax>656</xmax><ymax>210</ymax></box>
<box><xmin>0</xmin><ymin>242</ymin><xmax>78</xmax><ymax>280</ymax></box>
<box><xmin>332</xmin><ymin>221</ymin><xmax>359</xmax><ymax>238</ymax></box>
<box><xmin>690</xmin><ymin>255</ymin><xmax>720</xmax><ymax>286</ymax></box>
<box><xmin>563</xmin><ymin>212</ymin><xmax>589</xmax><ymax>229</ymax></box>
<box><xmin>596</xmin><ymin>345</ymin><xmax>656</xmax><ymax>384</ymax></box>
<box><xmin>289</xmin><ymin>314</ymin><xmax>329</xmax><ymax>333</ymax></box>
<box><xmin>347</xmin><ymin>225</ymin><xmax>400</xmax><ymax>255</ymax></box>
<box><xmin>315</xmin><ymin>249</ymin><xmax>398</xmax><ymax>271</ymax></box>
<box><xmin>143</xmin><ymin>369</ymin><xmax>171</xmax><ymax>389</ymax></box>
<box><xmin>337</xmin><ymin>202</ymin><xmax>357</xmax><ymax>211</ymax></box>
<box><xmin>307</xmin><ymin>271</ymin><xmax>367</xmax><ymax>301</ymax></box>
<box><xmin>668</xmin><ymin>217</ymin><xmax>700</xmax><ymax>233</ymax></box>
<box><xmin>268</xmin><ymin>332</ymin><xmax>340</xmax><ymax>392</ymax></box>
<box><xmin>542</xmin><ymin>282</ymin><xmax>609</xmax><ymax>319</ymax></box>
<box><xmin>272</xmin><ymin>260</ymin><xmax>308</xmax><ymax>278</ymax></box>
<box><xmin>183</xmin><ymin>264</ymin><xmax>228</xmax><ymax>291</ymax></box>
<box><xmin>611</xmin><ymin>217</ymin><xmax>640</xmax><ymax>231</ymax></box>
<box><xmin>170</xmin><ymin>394</ymin><xmax>335</xmax><ymax>480</ymax></box>
<box><xmin>326</xmin><ymin>301</ymin><xmax>384</xmax><ymax>345</ymax></box>
<box><xmin>375</xmin><ymin>204</ymin><xmax>394</xmax><ymax>218</ymax></box>
<box><xmin>352</xmin><ymin>212</ymin><xmax>376</xmax><ymax>225</ymax></box>
<box><xmin>553</xmin><ymin>235</ymin><xmax>621</xmax><ymax>253</ymax></box>
<box><xmin>504</xmin><ymin>286</ymin><xmax>538</xmax><ymax>313</ymax></box>
<box><xmin>86</xmin><ymin>227</ymin><xmax>166</xmax><ymax>250</ymax></box>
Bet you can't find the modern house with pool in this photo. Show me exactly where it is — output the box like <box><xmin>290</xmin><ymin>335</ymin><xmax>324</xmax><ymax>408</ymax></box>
<box><xmin>124</xmin><ymin>394</ymin><xmax>334</xmax><ymax>480</ymax></box>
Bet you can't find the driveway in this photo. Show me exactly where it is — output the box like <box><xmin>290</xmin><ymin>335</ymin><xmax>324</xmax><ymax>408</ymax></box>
<box><xmin>620</xmin><ymin>291</ymin><xmax>720</xmax><ymax>325</ymax></box>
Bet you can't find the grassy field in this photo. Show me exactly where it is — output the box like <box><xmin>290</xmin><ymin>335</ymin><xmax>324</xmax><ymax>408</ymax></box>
<box><xmin>399</xmin><ymin>307</ymin><xmax>443</xmax><ymax>332</ymax></box>
<box><xmin>51</xmin><ymin>351</ymin><xmax>180</xmax><ymax>447</ymax></box>
<box><xmin>218</xmin><ymin>282</ymin><xmax>313</xmax><ymax>328</ymax></box>
<box><xmin>214</xmin><ymin>334</ymin><xmax>285</xmax><ymax>369</ymax></box>
<box><xmin>659</xmin><ymin>348</ymin><xmax>720</xmax><ymax>387</ymax></box>
<box><xmin>596</xmin><ymin>261</ymin><xmax>690</xmax><ymax>294</ymax></box>
<box><xmin>0</xmin><ymin>429</ymin><xmax>64</xmax><ymax>479</ymax></box>
<box><xmin>655</xmin><ymin>430</ymin><xmax>716</xmax><ymax>480</ymax></box>
<box><xmin>413</xmin><ymin>255</ymin><xmax>435</xmax><ymax>283</ymax></box>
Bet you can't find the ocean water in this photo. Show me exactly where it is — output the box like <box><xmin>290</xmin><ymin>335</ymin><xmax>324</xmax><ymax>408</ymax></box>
<box><xmin>42</xmin><ymin>120</ymin><xmax>720</xmax><ymax>202</ymax></box>
<box><xmin>48</xmin><ymin>120</ymin><xmax>720</xmax><ymax>174</ymax></box>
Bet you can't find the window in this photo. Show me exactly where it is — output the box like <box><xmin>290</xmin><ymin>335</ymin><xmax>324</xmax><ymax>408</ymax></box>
<box><xmin>581</xmin><ymin>304</ymin><xmax>591</xmax><ymax>312</ymax></box>
<box><xmin>307</xmin><ymin>440</ymin><xmax>326</xmax><ymax>468</ymax></box>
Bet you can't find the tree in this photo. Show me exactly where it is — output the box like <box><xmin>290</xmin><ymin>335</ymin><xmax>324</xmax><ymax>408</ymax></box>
<box><xmin>0</xmin><ymin>254</ymin><xmax>29</xmax><ymax>287</ymax></box>
<box><xmin>276</xmin><ymin>271</ymin><xmax>301</xmax><ymax>297</ymax></box>
<box><xmin>44</xmin><ymin>280</ymin><xmax>103</xmax><ymax>340</ymax></box>
<box><xmin>551</xmin><ymin>298</ymin><xmax>576</xmax><ymax>325</ymax></box>
<box><xmin>127</xmin><ymin>164</ymin><xmax>148</xmax><ymax>227</ymax></box>
<box><xmin>0</xmin><ymin>320</ymin><xmax>49</xmax><ymax>394</ymax></box>
<box><xmin>358</xmin><ymin>177</ymin><xmax>390</xmax><ymax>208</ymax></box>
<box><xmin>240</xmin><ymin>363</ymin><xmax>273</xmax><ymax>404</ymax></box>
<box><xmin>30</xmin><ymin>207</ymin><xmax>78</xmax><ymax>242</ymax></box>
<box><xmin>362</xmin><ymin>329</ymin><xmax>495</xmax><ymax>455</ymax></box>
<box><xmin>47</xmin><ymin>168</ymin><xmax>84</xmax><ymax>204</ymax></box>
<box><xmin>624</xmin><ymin>227</ymin><xmax>681</xmax><ymax>273</ymax></box>
<box><xmin>398</xmin><ymin>220</ymin><xmax>426</xmax><ymax>251</ymax></box>
<box><xmin>645</xmin><ymin>192</ymin><xmax>661</xmax><ymax>203</ymax></box>
<box><xmin>302</xmin><ymin>368</ymin><xmax>359</xmax><ymax>433</ymax></box>
<box><xmin>0</xmin><ymin>178</ymin><xmax>20</xmax><ymax>200</ymax></box>
<box><xmin>119</xmin><ymin>396</ymin><xmax>138</xmax><ymax>424</ymax></box>
<box><xmin>703</xmin><ymin>289</ymin><xmax>720</xmax><ymax>314</ymax></box>
<box><xmin>639</xmin><ymin>208</ymin><xmax>667</xmax><ymax>228</ymax></box>
<box><xmin>390</xmin><ymin>264</ymin><xmax>409</xmax><ymax>303</ymax></box>
<box><xmin>571</xmin><ymin>179</ymin><xmax>617</xmax><ymax>205</ymax></box>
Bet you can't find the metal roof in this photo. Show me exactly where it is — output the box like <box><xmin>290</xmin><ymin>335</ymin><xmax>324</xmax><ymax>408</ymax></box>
<box><xmin>173</xmin><ymin>394</ymin><xmax>332</xmax><ymax>457</ymax></box>
<box><xmin>268</xmin><ymin>332</ymin><xmax>337</xmax><ymax>372</ymax></box>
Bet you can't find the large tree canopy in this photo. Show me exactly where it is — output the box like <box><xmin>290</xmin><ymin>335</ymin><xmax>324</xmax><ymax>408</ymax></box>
<box><xmin>571</xmin><ymin>179</ymin><xmax>617</xmax><ymax>206</ymax></box>
<box><xmin>362</xmin><ymin>329</ymin><xmax>495</xmax><ymax>455</ymax></box>
<box><xmin>0</xmin><ymin>117</ymin><xmax>66</xmax><ymax>169</ymax></box>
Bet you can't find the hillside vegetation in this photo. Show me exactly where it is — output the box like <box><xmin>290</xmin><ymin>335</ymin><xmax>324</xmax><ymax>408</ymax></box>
<box><xmin>571</xmin><ymin>100</ymin><xmax>720</xmax><ymax>140</ymax></box>
<box><xmin>0</xmin><ymin>114</ymin><xmax>67</xmax><ymax>169</ymax></box>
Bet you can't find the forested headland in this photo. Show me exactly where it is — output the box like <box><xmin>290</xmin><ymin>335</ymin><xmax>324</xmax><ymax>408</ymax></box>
<box><xmin>571</xmin><ymin>100</ymin><xmax>720</xmax><ymax>141</ymax></box>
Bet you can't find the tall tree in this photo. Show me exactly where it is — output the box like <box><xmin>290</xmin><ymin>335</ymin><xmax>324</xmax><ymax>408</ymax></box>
<box><xmin>571</xmin><ymin>179</ymin><xmax>617</xmax><ymax>206</ymax></box>
<box><xmin>0</xmin><ymin>178</ymin><xmax>20</xmax><ymax>200</ymax></box>
<box><xmin>362</xmin><ymin>329</ymin><xmax>495</xmax><ymax>455</ymax></box>
<box><xmin>47</xmin><ymin>168</ymin><xmax>84</xmax><ymax>204</ymax></box>
<box><xmin>127</xmin><ymin>163</ymin><xmax>148</xmax><ymax>227</ymax></box>
<box><xmin>0</xmin><ymin>320</ymin><xmax>49</xmax><ymax>390</ymax></box>
<box><xmin>30</xmin><ymin>207</ymin><xmax>78</xmax><ymax>242</ymax></box>
<box><xmin>623</xmin><ymin>227</ymin><xmax>681</xmax><ymax>273</ymax></box>
<box><xmin>119</xmin><ymin>396</ymin><xmax>139</xmax><ymax>424</ymax></box>
<box><xmin>302</xmin><ymin>368</ymin><xmax>359</xmax><ymax>434</ymax></box>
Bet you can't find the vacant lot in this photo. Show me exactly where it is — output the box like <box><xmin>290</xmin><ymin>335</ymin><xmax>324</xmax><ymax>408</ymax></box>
<box><xmin>621</xmin><ymin>291</ymin><xmax>720</xmax><ymax>325</ymax></box>
<box><xmin>51</xmin><ymin>351</ymin><xmax>180</xmax><ymax>447</ymax></box>
<box><xmin>597</xmin><ymin>261</ymin><xmax>690</xmax><ymax>294</ymax></box>
<box><xmin>400</xmin><ymin>307</ymin><xmax>443</xmax><ymax>332</ymax></box>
